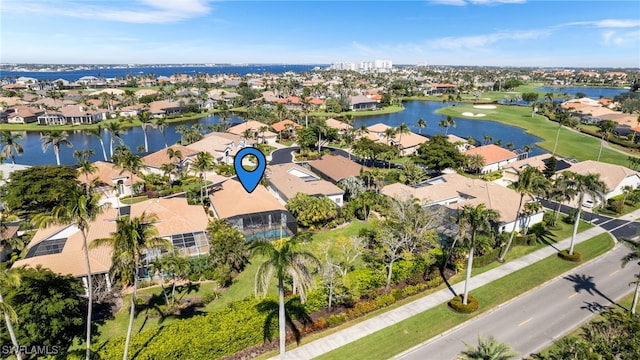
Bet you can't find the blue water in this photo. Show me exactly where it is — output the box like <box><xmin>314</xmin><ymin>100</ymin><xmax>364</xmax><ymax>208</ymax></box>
<box><xmin>0</xmin><ymin>64</ymin><xmax>324</xmax><ymax>82</ymax></box>
<box><xmin>353</xmin><ymin>101</ymin><xmax>545</xmax><ymax>157</ymax></box>
<box><xmin>5</xmin><ymin>101</ymin><xmax>546</xmax><ymax>166</ymax></box>
<box><xmin>536</xmin><ymin>86</ymin><xmax>630</xmax><ymax>99</ymax></box>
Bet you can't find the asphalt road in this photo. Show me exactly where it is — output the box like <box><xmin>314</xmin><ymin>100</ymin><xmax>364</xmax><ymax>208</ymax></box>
<box><xmin>396</xmin><ymin>244</ymin><xmax>637</xmax><ymax>360</ymax></box>
<box><xmin>540</xmin><ymin>199</ymin><xmax>640</xmax><ymax>240</ymax></box>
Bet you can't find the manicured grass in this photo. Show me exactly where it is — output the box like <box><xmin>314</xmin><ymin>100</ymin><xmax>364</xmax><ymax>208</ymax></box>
<box><xmin>316</xmin><ymin>233</ymin><xmax>615</xmax><ymax>360</ymax></box>
<box><xmin>95</xmin><ymin>281</ymin><xmax>220</xmax><ymax>343</ymax></box>
<box><xmin>310</xmin><ymin>105</ymin><xmax>404</xmax><ymax>118</ymax></box>
<box><xmin>436</xmin><ymin>104</ymin><xmax>633</xmax><ymax>166</ymax></box>
<box><xmin>0</xmin><ymin>110</ymin><xmax>219</xmax><ymax>132</ymax></box>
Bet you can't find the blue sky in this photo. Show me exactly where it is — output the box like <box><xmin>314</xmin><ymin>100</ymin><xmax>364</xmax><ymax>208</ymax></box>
<box><xmin>1</xmin><ymin>0</ymin><xmax>639</xmax><ymax>67</ymax></box>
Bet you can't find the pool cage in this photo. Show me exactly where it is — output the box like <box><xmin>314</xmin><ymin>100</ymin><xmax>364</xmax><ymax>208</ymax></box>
<box><xmin>226</xmin><ymin>210</ymin><xmax>298</xmax><ymax>241</ymax></box>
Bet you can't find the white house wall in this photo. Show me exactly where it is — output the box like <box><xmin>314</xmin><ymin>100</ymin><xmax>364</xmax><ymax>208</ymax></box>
<box><xmin>608</xmin><ymin>174</ymin><xmax>640</xmax><ymax>198</ymax></box>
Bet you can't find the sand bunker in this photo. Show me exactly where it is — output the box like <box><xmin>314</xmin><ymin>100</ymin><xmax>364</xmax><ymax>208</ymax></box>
<box><xmin>462</xmin><ymin>112</ymin><xmax>486</xmax><ymax>117</ymax></box>
<box><xmin>473</xmin><ymin>104</ymin><xmax>497</xmax><ymax>110</ymax></box>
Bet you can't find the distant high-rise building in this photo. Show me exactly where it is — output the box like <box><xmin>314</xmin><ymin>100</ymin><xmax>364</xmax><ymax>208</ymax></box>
<box><xmin>330</xmin><ymin>59</ymin><xmax>393</xmax><ymax>72</ymax></box>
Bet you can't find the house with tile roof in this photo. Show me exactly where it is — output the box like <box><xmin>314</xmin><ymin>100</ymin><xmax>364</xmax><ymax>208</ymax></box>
<box><xmin>187</xmin><ymin>132</ymin><xmax>255</xmax><ymax>165</ymax></box>
<box><xmin>563</xmin><ymin>160</ymin><xmax>640</xmax><ymax>199</ymax></box>
<box><xmin>12</xmin><ymin>197</ymin><xmax>211</xmax><ymax>294</ymax></box>
<box><xmin>227</xmin><ymin>120</ymin><xmax>278</xmax><ymax>145</ymax></box>
<box><xmin>308</xmin><ymin>154</ymin><xmax>366</xmax><ymax>184</ymax></box>
<box><xmin>209</xmin><ymin>179</ymin><xmax>297</xmax><ymax>241</ymax></box>
<box><xmin>267</xmin><ymin>163</ymin><xmax>345</xmax><ymax>206</ymax></box>
<box><xmin>325</xmin><ymin>118</ymin><xmax>353</xmax><ymax>132</ymax></box>
<box><xmin>271</xmin><ymin>119</ymin><xmax>301</xmax><ymax>136</ymax></box>
<box><xmin>78</xmin><ymin>161</ymin><xmax>143</xmax><ymax>201</ymax></box>
<box><xmin>141</xmin><ymin>144</ymin><xmax>199</xmax><ymax>177</ymax></box>
<box><xmin>349</xmin><ymin>94</ymin><xmax>381</xmax><ymax>111</ymax></box>
<box><xmin>5</xmin><ymin>106</ymin><xmax>44</xmax><ymax>124</ymax></box>
<box><xmin>148</xmin><ymin>100</ymin><xmax>183</xmax><ymax>118</ymax></box>
<box><xmin>463</xmin><ymin>144</ymin><xmax>518</xmax><ymax>174</ymax></box>
<box><xmin>381</xmin><ymin>172</ymin><xmax>543</xmax><ymax>234</ymax></box>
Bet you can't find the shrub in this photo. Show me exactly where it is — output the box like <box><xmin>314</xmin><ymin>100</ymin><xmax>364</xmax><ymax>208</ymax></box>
<box><xmin>607</xmin><ymin>199</ymin><xmax>624</xmax><ymax>214</ymax></box>
<box><xmin>328</xmin><ymin>313</ymin><xmax>348</xmax><ymax>326</ymax></box>
<box><xmin>346</xmin><ymin>300</ymin><xmax>377</xmax><ymax>319</ymax></box>
<box><xmin>391</xmin><ymin>288</ymin><xmax>404</xmax><ymax>301</ymax></box>
<box><xmin>374</xmin><ymin>293</ymin><xmax>395</xmax><ymax>308</ymax></box>
<box><xmin>425</xmin><ymin>276</ymin><xmax>443</xmax><ymax>289</ymax></box>
<box><xmin>558</xmin><ymin>250</ymin><xmax>581</xmax><ymax>262</ymax></box>
<box><xmin>303</xmin><ymin>289</ymin><xmax>329</xmax><ymax>313</ymax></box>
<box><xmin>448</xmin><ymin>295</ymin><xmax>479</xmax><ymax>313</ymax></box>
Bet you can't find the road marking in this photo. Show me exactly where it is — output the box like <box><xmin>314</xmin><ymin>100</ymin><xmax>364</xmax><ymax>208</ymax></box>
<box><xmin>518</xmin><ymin>317</ymin><xmax>533</xmax><ymax>327</ymax></box>
<box><xmin>568</xmin><ymin>293</ymin><xmax>578</xmax><ymax>299</ymax></box>
<box><xmin>610</xmin><ymin>270</ymin><xmax>619</xmax><ymax>276</ymax></box>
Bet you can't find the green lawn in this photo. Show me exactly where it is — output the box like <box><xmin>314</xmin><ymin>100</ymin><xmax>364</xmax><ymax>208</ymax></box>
<box><xmin>436</xmin><ymin>104</ymin><xmax>633</xmax><ymax>166</ymax></box>
<box><xmin>316</xmin><ymin>233</ymin><xmax>615</xmax><ymax>360</ymax></box>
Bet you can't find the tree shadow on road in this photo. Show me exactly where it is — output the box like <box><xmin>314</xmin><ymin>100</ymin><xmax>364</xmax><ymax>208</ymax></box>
<box><xmin>563</xmin><ymin>273</ymin><xmax>627</xmax><ymax>312</ymax></box>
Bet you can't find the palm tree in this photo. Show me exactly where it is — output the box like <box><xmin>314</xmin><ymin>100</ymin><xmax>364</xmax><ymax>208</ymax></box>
<box><xmin>314</xmin><ymin>119</ymin><xmax>330</xmax><ymax>154</ymax></box>
<box><xmin>250</xmin><ymin>238</ymin><xmax>320</xmax><ymax>360</ymax></box>
<box><xmin>499</xmin><ymin>167</ymin><xmax>546</xmax><ymax>262</ymax></box>
<box><xmin>74</xmin><ymin>149</ymin><xmax>97</xmax><ymax>195</ymax></box>
<box><xmin>0</xmin><ymin>266</ymin><xmax>23</xmax><ymax>360</ymax></box>
<box><xmin>106</xmin><ymin>121</ymin><xmax>127</xmax><ymax>159</ymax></box>
<box><xmin>113</xmin><ymin>147</ymin><xmax>144</xmax><ymax>205</ymax></box>
<box><xmin>147</xmin><ymin>257</ymin><xmax>170</xmax><ymax>305</ymax></box>
<box><xmin>383</xmin><ymin>127</ymin><xmax>397</xmax><ymax>145</ymax></box>
<box><xmin>456</xmin><ymin>204</ymin><xmax>500</xmax><ymax>305</ymax></box>
<box><xmin>552</xmin><ymin>110</ymin><xmax>569</xmax><ymax>156</ymax></box>
<box><xmin>466</xmin><ymin>154</ymin><xmax>486</xmax><ymax>174</ymax></box>
<box><xmin>621</xmin><ymin>238</ymin><xmax>640</xmax><ymax>314</ymax></box>
<box><xmin>41</xmin><ymin>130</ymin><xmax>73</xmax><ymax>166</ymax></box>
<box><xmin>416</xmin><ymin>118</ymin><xmax>426</xmax><ymax>134</ymax></box>
<box><xmin>137</xmin><ymin>111</ymin><xmax>154</xmax><ymax>153</ymax></box>
<box><xmin>483</xmin><ymin>134</ymin><xmax>493</xmax><ymax>145</ymax></box>
<box><xmin>597</xmin><ymin>119</ymin><xmax>617</xmax><ymax>162</ymax></box>
<box><xmin>396</xmin><ymin>122</ymin><xmax>410</xmax><ymax>155</ymax></box>
<box><xmin>459</xmin><ymin>335</ymin><xmax>518</xmax><ymax>360</ymax></box>
<box><xmin>153</xmin><ymin>117</ymin><xmax>169</xmax><ymax>148</ymax></box>
<box><xmin>564</xmin><ymin>172</ymin><xmax>607</xmax><ymax>255</ymax></box>
<box><xmin>90</xmin><ymin>212</ymin><xmax>171</xmax><ymax>360</ymax></box>
<box><xmin>0</xmin><ymin>131</ymin><xmax>24</xmax><ymax>166</ymax></box>
<box><xmin>259</xmin><ymin>125</ymin><xmax>269</xmax><ymax>144</ymax></box>
<box><xmin>439</xmin><ymin>116</ymin><xmax>456</xmax><ymax>135</ymax></box>
<box><xmin>192</xmin><ymin>152</ymin><xmax>215</xmax><ymax>205</ymax></box>
<box><xmin>32</xmin><ymin>189</ymin><xmax>107</xmax><ymax>360</ymax></box>
<box><xmin>87</xmin><ymin>125</ymin><xmax>108</xmax><ymax>161</ymax></box>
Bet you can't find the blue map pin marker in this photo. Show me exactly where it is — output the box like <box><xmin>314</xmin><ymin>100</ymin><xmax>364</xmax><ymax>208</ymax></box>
<box><xmin>234</xmin><ymin>147</ymin><xmax>267</xmax><ymax>193</ymax></box>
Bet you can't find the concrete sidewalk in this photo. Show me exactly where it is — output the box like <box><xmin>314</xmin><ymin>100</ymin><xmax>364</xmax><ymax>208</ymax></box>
<box><xmin>275</xmin><ymin>226</ymin><xmax>608</xmax><ymax>360</ymax></box>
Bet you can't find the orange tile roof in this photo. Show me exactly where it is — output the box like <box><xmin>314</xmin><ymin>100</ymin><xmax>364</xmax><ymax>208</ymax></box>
<box><xmin>142</xmin><ymin>145</ymin><xmax>199</xmax><ymax>169</ymax></box>
<box><xmin>271</xmin><ymin>119</ymin><xmax>302</xmax><ymax>132</ymax></box>
<box><xmin>209</xmin><ymin>179</ymin><xmax>285</xmax><ymax>219</ymax></box>
<box><xmin>464</xmin><ymin>144</ymin><xmax>517</xmax><ymax>165</ymax></box>
<box><xmin>79</xmin><ymin>161</ymin><xmax>143</xmax><ymax>187</ymax></box>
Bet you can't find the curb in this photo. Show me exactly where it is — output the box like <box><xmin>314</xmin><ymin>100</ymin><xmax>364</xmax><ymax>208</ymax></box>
<box><xmin>393</xmin><ymin>235</ymin><xmax>618</xmax><ymax>359</ymax></box>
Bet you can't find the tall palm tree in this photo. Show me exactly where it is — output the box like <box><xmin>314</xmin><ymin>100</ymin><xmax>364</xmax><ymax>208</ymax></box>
<box><xmin>0</xmin><ymin>266</ymin><xmax>23</xmax><ymax>360</ymax></box>
<box><xmin>483</xmin><ymin>134</ymin><xmax>493</xmax><ymax>145</ymax></box>
<box><xmin>314</xmin><ymin>119</ymin><xmax>330</xmax><ymax>154</ymax></box>
<box><xmin>564</xmin><ymin>172</ymin><xmax>607</xmax><ymax>255</ymax></box>
<box><xmin>87</xmin><ymin>124</ymin><xmax>108</xmax><ymax>161</ymax></box>
<box><xmin>32</xmin><ymin>189</ymin><xmax>107</xmax><ymax>360</ymax></box>
<box><xmin>90</xmin><ymin>212</ymin><xmax>171</xmax><ymax>360</ymax></box>
<box><xmin>153</xmin><ymin>117</ymin><xmax>169</xmax><ymax>148</ymax></box>
<box><xmin>596</xmin><ymin>119</ymin><xmax>617</xmax><ymax>162</ymax></box>
<box><xmin>0</xmin><ymin>131</ymin><xmax>24</xmax><ymax>166</ymax></box>
<box><xmin>192</xmin><ymin>152</ymin><xmax>215</xmax><ymax>205</ymax></box>
<box><xmin>499</xmin><ymin>167</ymin><xmax>546</xmax><ymax>262</ymax></box>
<box><xmin>113</xmin><ymin>147</ymin><xmax>143</xmax><ymax>205</ymax></box>
<box><xmin>416</xmin><ymin>118</ymin><xmax>426</xmax><ymax>134</ymax></box>
<box><xmin>250</xmin><ymin>238</ymin><xmax>320</xmax><ymax>360</ymax></box>
<box><xmin>459</xmin><ymin>335</ymin><xmax>518</xmax><ymax>360</ymax></box>
<box><xmin>383</xmin><ymin>127</ymin><xmax>397</xmax><ymax>145</ymax></box>
<box><xmin>106</xmin><ymin>121</ymin><xmax>127</xmax><ymax>159</ymax></box>
<box><xmin>621</xmin><ymin>238</ymin><xmax>640</xmax><ymax>315</ymax></box>
<box><xmin>41</xmin><ymin>130</ymin><xmax>73</xmax><ymax>166</ymax></box>
<box><xmin>396</xmin><ymin>122</ymin><xmax>410</xmax><ymax>156</ymax></box>
<box><xmin>546</xmin><ymin>174</ymin><xmax>575</xmax><ymax>226</ymax></box>
<box><xmin>552</xmin><ymin>110</ymin><xmax>568</xmax><ymax>156</ymax></box>
<box><xmin>137</xmin><ymin>111</ymin><xmax>153</xmax><ymax>153</ymax></box>
<box><xmin>74</xmin><ymin>149</ymin><xmax>97</xmax><ymax>195</ymax></box>
<box><xmin>456</xmin><ymin>204</ymin><xmax>500</xmax><ymax>305</ymax></box>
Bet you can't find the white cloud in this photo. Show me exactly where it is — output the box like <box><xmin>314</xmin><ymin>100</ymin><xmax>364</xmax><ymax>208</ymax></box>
<box><xmin>426</xmin><ymin>29</ymin><xmax>550</xmax><ymax>49</ymax></box>
<box><xmin>1</xmin><ymin>0</ymin><xmax>212</xmax><ymax>24</ymax></box>
<box><xmin>602</xmin><ymin>29</ymin><xmax>640</xmax><ymax>46</ymax></box>
<box><xmin>595</xmin><ymin>19</ymin><xmax>640</xmax><ymax>28</ymax></box>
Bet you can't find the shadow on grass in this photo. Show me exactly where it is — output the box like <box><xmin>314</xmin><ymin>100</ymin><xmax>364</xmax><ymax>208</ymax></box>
<box><xmin>563</xmin><ymin>273</ymin><xmax>627</xmax><ymax>312</ymax></box>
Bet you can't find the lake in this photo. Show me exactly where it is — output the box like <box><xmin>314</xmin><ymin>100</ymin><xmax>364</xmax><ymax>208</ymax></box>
<box><xmin>6</xmin><ymin>101</ymin><xmax>545</xmax><ymax>166</ymax></box>
<box><xmin>536</xmin><ymin>86</ymin><xmax>630</xmax><ymax>99</ymax></box>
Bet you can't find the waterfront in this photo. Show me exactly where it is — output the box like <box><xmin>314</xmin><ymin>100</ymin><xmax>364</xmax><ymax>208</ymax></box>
<box><xmin>536</xmin><ymin>86</ymin><xmax>629</xmax><ymax>99</ymax></box>
<box><xmin>6</xmin><ymin>101</ymin><xmax>544</xmax><ymax>166</ymax></box>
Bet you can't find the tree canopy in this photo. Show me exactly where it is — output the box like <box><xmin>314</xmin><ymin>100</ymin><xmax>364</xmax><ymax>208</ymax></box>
<box><xmin>414</xmin><ymin>134</ymin><xmax>466</xmax><ymax>171</ymax></box>
<box><xmin>1</xmin><ymin>165</ymin><xmax>82</xmax><ymax>217</ymax></box>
